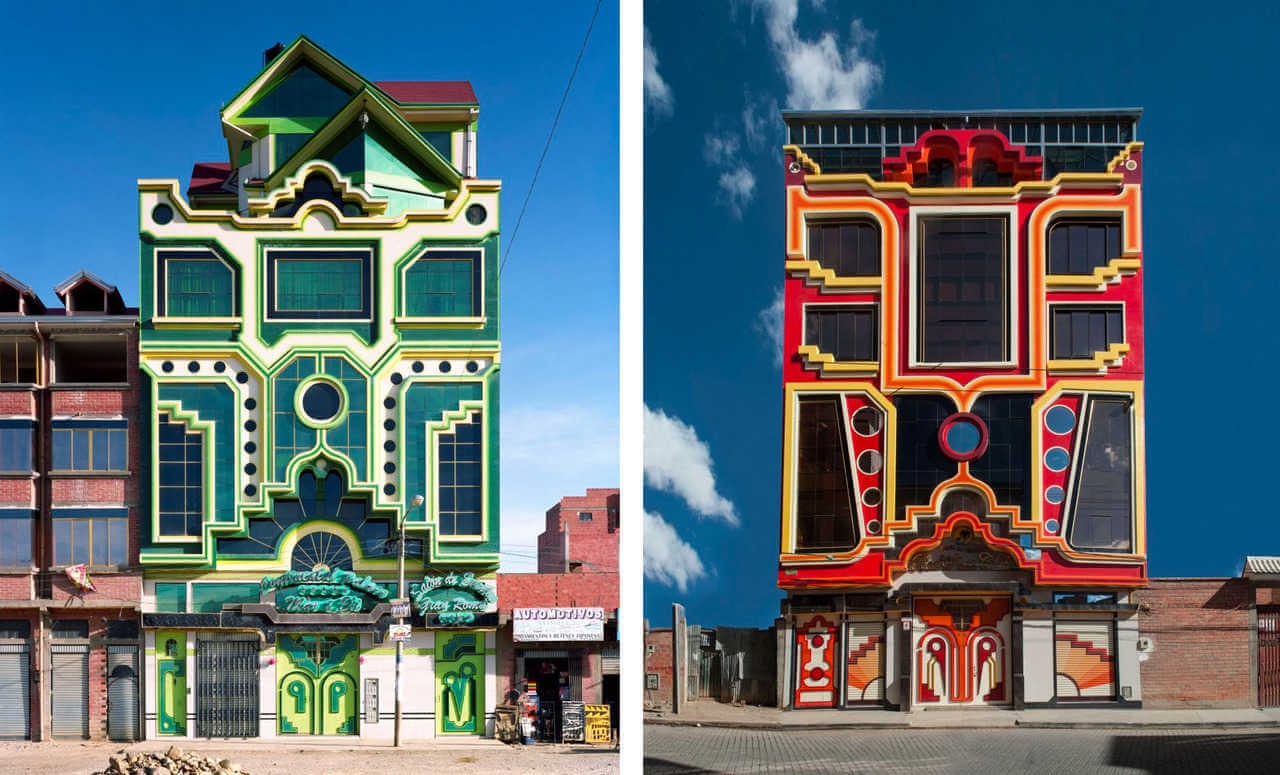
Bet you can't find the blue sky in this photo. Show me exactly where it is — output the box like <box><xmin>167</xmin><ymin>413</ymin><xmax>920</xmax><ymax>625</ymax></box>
<box><xmin>0</xmin><ymin>0</ymin><xmax>618</xmax><ymax>573</ymax></box>
<box><xmin>642</xmin><ymin>0</ymin><xmax>1280</xmax><ymax>628</ymax></box>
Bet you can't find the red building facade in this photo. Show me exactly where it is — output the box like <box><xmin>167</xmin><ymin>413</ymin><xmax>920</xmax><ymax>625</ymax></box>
<box><xmin>777</xmin><ymin>110</ymin><xmax>1146</xmax><ymax>710</ymax></box>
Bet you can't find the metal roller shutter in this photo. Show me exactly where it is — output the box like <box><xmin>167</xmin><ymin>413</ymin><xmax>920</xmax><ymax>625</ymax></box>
<box><xmin>51</xmin><ymin>644</ymin><xmax>89</xmax><ymax>739</ymax></box>
<box><xmin>107</xmin><ymin>647</ymin><xmax>139</xmax><ymax>741</ymax></box>
<box><xmin>845</xmin><ymin>619</ymin><xmax>885</xmax><ymax>704</ymax></box>
<box><xmin>601</xmin><ymin>644</ymin><xmax>619</xmax><ymax>675</ymax></box>
<box><xmin>1055</xmin><ymin>619</ymin><xmax>1116</xmax><ymax>699</ymax></box>
<box><xmin>0</xmin><ymin>644</ymin><xmax>30</xmax><ymax>739</ymax></box>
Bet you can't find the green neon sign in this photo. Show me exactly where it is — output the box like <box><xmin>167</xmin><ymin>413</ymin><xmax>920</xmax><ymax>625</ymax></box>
<box><xmin>261</xmin><ymin>568</ymin><xmax>391</xmax><ymax>613</ymax></box>
<box><xmin>410</xmin><ymin>571</ymin><xmax>494</xmax><ymax>624</ymax></box>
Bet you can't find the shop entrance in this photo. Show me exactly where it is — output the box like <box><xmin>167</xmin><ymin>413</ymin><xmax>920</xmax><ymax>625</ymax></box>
<box><xmin>276</xmin><ymin>635</ymin><xmax>358</xmax><ymax>735</ymax></box>
<box><xmin>912</xmin><ymin>595</ymin><xmax>1011</xmax><ymax>707</ymax></box>
<box><xmin>529</xmin><ymin>656</ymin><xmax>571</xmax><ymax>741</ymax></box>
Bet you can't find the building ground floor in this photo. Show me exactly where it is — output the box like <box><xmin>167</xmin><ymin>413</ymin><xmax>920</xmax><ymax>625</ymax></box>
<box><xmin>496</xmin><ymin>628</ymin><xmax>619</xmax><ymax>743</ymax></box>
<box><xmin>141</xmin><ymin>619</ymin><xmax>497</xmax><ymax>741</ymax></box>
<box><xmin>0</xmin><ymin>607</ymin><xmax>142</xmax><ymax>741</ymax></box>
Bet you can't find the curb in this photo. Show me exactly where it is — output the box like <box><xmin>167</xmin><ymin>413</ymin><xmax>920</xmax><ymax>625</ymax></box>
<box><xmin>644</xmin><ymin>718</ymin><xmax>909</xmax><ymax>730</ymax></box>
<box><xmin>646</xmin><ymin>717</ymin><xmax>1280</xmax><ymax>732</ymax></box>
<box><xmin>1014</xmin><ymin>720</ymin><xmax>1280</xmax><ymax>730</ymax></box>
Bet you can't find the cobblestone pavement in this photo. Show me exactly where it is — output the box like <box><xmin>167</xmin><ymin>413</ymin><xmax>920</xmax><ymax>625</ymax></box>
<box><xmin>644</xmin><ymin>725</ymin><xmax>1280</xmax><ymax>774</ymax></box>
<box><xmin>0</xmin><ymin>739</ymin><xmax>617</xmax><ymax>775</ymax></box>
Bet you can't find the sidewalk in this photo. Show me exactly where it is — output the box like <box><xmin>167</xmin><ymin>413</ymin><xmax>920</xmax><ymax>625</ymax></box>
<box><xmin>644</xmin><ymin>701</ymin><xmax>1280</xmax><ymax>730</ymax></box>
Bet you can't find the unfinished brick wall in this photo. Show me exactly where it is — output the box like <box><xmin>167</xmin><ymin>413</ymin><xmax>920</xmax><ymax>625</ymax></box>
<box><xmin>1136</xmin><ymin>578</ymin><xmax>1254</xmax><ymax>708</ymax></box>
<box><xmin>536</xmin><ymin>488</ymin><xmax>619</xmax><ymax>574</ymax></box>
<box><xmin>645</xmin><ymin>627</ymin><xmax>674</xmax><ymax>708</ymax></box>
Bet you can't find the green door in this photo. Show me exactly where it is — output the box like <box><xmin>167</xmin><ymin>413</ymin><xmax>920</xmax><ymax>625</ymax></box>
<box><xmin>155</xmin><ymin>631</ymin><xmax>186</xmax><ymax>736</ymax></box>
<box><xmin>436</xmin><ymin>631</ymin><xmax>484</xmax><ymax>735</ymax></box>
<box><xmin>276</xmin><ymin>635</ymin><xmax>358</xmax><ymax>735</ymax></box>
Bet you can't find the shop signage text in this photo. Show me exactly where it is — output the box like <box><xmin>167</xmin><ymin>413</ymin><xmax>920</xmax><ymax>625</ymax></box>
<box><xmin>411</xmin><ymin>571</ymin><xmax>495</xmax><ymax>624</ymax></box>
<box><xmin>260</xmin><ymin>568</ymin><xmax>391</xmax><ymax>613</ymax></box>
<box><xmin>513</xmin><ymin>607</ymin><xmax>605</xmax><ymax>642</ymax></box>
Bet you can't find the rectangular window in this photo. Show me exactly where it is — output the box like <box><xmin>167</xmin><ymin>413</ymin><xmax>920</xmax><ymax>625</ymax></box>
<box><xmin>578</xmin><ymin>511</ymin><xmax>593</xmax><ymax>521</ymax></box>
<box><xmin>105</xmin><ymin>619</ymin><xmax>139</xmax><ymax>640</ymax></box>
<box><xmin>1051</xmin><ymin>306</ymin><xmax>1124</xmax><ymax>359</ymax></box>
<box><xmin>51</xmin><ymin>424</ymin><xmax>127</xmax><ymax>472</ymax></box>
<box><xmin>0</xmin><ymin>338</ymin><xmax>37</xmax><ymax>383</ymax></box>
<box><xmin>154</xmin><ymin>583</ymin><xmax>187</xmax><ymax>613</ymax></box>
<box><xmin>51</xmin><ymin>620</ymin><xmax>89</xmax><ymax>639</ymax></box>
<box><xmin>808</xmin><ymin>221</ymin><xmax>880</xmax><ymax>276</ymax></box>
<box><xmin>157</xmin><ymin>414</ymin><xmax>203</xmax><ymax>537</ymax></box>
<box><xmin>419</xmin><ymin>130</ymin><xmax>452</xmax><ymax>161</ymax></box>
<box><xmin>53</xmin><ymin>338</ymin><xmax>127</xmax><ymax>383</ymax></box>
<box><xmin>0</xmin><ymin>510</ymin><xmax>33</xmax><ymax>566</ymax></box>
<box><xmin>795</xmin><ymin>396</ymin><xmax>857</xmax><ymax>552</ymax></box>
<box><xmin>266</xmin><ymin>249</ymin><xmax>371</xmax><ymax>319</ymax></box>
<box><xmin>1053</xmin><ymin>592</ymin><xmax>1117</xmax><ymax>605</ymax></box>
<box><xmin>805</xmin><ymin>306</ymin><xmax>877</xmax><ymax>361</ymax></box>
<box><xmin>0</xmin><ymin>423</ymin><xmax>33</xmax><ymax>472</ymax></box>
<box><xmin>51</xmin><ymin>516</ymin><xmax>128</xmax><ymax>566</ymax></box>
<box><xmin>1067</xmin><ymin>397</ymin><xmax>1133</xmax><ymax>552</ymax></box>
<box><xmin>1048</xmin><ymin>219</ymin><xmax>1121</xmax><ymax>275</ymax></box>
<box><xmin>438</xmin><ymin>411</ymin><xmax>483</xmax><ymax>536</ymax></box>
<box><xmin>405</xmin><ymin>251</ymin><xmax>480</xmax><ymax>317</ymax></box>
<box><xmin>0</xmin><ymin>619</ymin><xmax>31</xmax><ymax>639</ymax></box>
<box><xmin>191</xmin><ymin>583</ymin><xmax>260</xmax><ymax>613</ymax></box>
<box><xmin>161</xmin><ymin>253</ymin><xmax>234</xmax><ymax>317</ymax></box>
<box><xmin>918</xmin><ymin>216</ymin><xmax>1008</xmax><ymax>363</ymax></box>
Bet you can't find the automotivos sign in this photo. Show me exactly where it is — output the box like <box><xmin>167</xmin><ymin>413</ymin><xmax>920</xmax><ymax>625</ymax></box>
<box><xmin>260</xmin><ymin>568</ymin><xmax>391</xmax><ymax>613</ymax></box>
<box><xmin>513</xmin><ymin>607</ymin><xmax>605</xmax><ymax>642</ymax></box>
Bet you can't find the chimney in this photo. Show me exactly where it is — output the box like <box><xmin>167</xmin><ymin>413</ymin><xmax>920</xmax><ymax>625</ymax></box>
<box><xmin>263</xmin><ymin>42</ymin><xmax>285</xmax><ymax>67</ymax></box>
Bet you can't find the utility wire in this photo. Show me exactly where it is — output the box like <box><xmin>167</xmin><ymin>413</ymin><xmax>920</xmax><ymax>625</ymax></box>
<box><xmin>499</xmin><ymin>0</ymin><xmax>603</xmax><ymax>277</ymax></box>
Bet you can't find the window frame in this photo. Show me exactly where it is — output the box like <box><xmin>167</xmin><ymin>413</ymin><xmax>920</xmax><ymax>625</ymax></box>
<box><xmin>264</xmin><ymin>246</ymin><xmax>374</xmax><ymax>321</ymax></box>
<box><xmin>156</xmin><ymin>413</ymin><xmax>205</xmax><ymax>540</ymax></box>
<box><xmin>0</xmin><ymin>420</ymin><xmax>34</xmax><ymax>473</ymax></box>
<box><xmin>1062</xmin><ymin>393</ymin><xmax>1136</xmax><ymax>554</ymax></box>
<box><xmin>50</xmin><ymin>510</ymin><xmax>130</xmax><ymax>569</ymax></box>
<box><xmin>1046</xmin><ymin>217</ymin><xmax>1124</xmax><ymax>277</ymax></box>
<box><xmin>0</xmin><ymin>508</ymin><xmax>33</xmax><ymax>568</ymax></box>
<box><xmin>804</xmin><ymin>218</ymin><xmax>882</xmax><ymax>278</ymax></box>
<box><xmin>802</xmin><ymin>302</ymin><xmax>880</xmax><ymax>363</ymax></box>
<box><xmin>434</xmin><ymin>408</ymin><xmax>485</xmax><ymax>541</ymax></box>
<box><xmin>50</xmin><ymin>421</ymin><xmax>129</xmax><ymax>474</ymax></box>
<box><xmin>1049</xmin><ymin>302</ymin><xmax>1126</xmax><ymax>360</ymax></box>
<box><xmin>909</xmin><ymin>206</ymin><xmax>1019</xmax><ymax>368</ymax></box>
<box><xmin>155</xmin><ymin>249</ymin><xmax>239</xmax><ymax>319</ymax></box>
<box><xmin>0</xmin><ymin>337</ymin><xmax>38</xmax><ymax>384</ymax></box>
<box><xmin>790</xmin><ymin>392</ymin><xmax>861</xmax><ymax>554</ymax></box>
<box><xmin>400</xmin><ymin>247</ymin><xmax>485</xmax><ymax>322</ymax></box>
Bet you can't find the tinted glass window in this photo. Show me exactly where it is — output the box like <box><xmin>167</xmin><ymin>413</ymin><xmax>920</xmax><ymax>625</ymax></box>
<box><xmin>157</xmin><ymin>414</ymin><xmax>203</xmax><ymax>537</ymax></box>
<box><xmin>893</xmin><ymin>396</ymin><xmax>958</xmax><ymax>521</ymax></box>
<box><xmin>919</xmin><ymin>217</ymin><xmax>1008</xmax><ymax>363</ymax></box>
<box><xmin>1068</xmin><ymin>398</ymin><xmax>1133</xmax><ymax>552</ymax></box>
<box><xmin>0</xmin><ymin>426</ymin><xmax>32</xmax><ymax>471</ymax></box>
<box><xmin>972</xmin><ymin>159</ymin><xmax>1011</xmax><ymax>187</ymax></box>
<box><xmin>921</xmin><ymin>158</ymin><xmax>955</xmax><ymax>187</ymax></box>
<box><xmin>1048</xmin><ymin>220</ymin><xmax>1121</xmax><ymax>275</ymax></box>
<box><xmin>808</xmin><ymin>221</ymin><xmax>880</xmax><ymax>276</ymax></box>
<box><xmin>1051</xmin><ymin>306</ymin><xmax>1124</xmax><ymax>358</ymax></box>
<box><xmin>301</xmin><ymin>381</ymin><xmax>342</xmax><ymax>422</ymax></box>
<box><xmin>405</xmin><ymin>252</ymin><xmax>479</xmax><ymax>317</ymax></box>
<box><xmin>0</xmin><ymin>509</ymin><xmax>32</xmax><ymax>566</ymax></box>
<box><xmin>805</xmin><ymin>307</ymin><xmax>877</xmax><ymax>361</ymax></box>
<box><xmin>106</xmin><ymin>619</ymin><xmax>139</xmax><ymax>640</ymax></box>
<box><xmin>267</xmin><ymin>249</ymin><xmax>371</xmax><ymax>319</ymax></box>
<box><xmin>438</xmin><ymin>412</ymin><xmax>483</xmax><ymax>536</ymax></box>
<box><xmin>0</xmin><ymin>619</ymin><xmax>30</xmax><ymax>639</ymax></box>
<box><xmin>795</xmin><ymin>396</ymin><xmax>857</xmax><ymax>551</ymax></box>
<box><xmin>52</xmin><ymin>427</ymin><xmax>127</xmax><ymax>472</ymax></box>
<box><xmin>970</xmin><ymin>394</ymin><xmax>1034</xmax><ymax>517</ymax></box>
<box><xmin>51</xmin><ymin>619</ymin><xmax>89</xmax><ymax>639</ymax></box>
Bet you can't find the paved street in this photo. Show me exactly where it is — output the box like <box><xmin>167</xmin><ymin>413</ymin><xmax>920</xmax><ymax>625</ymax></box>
<box><xmin>644</xmin><ymin>725</ymin><xmax>1280</xmax><ymax>774</ymax></box>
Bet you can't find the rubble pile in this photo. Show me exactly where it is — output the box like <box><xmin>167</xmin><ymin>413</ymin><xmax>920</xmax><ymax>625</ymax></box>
<box><xmin>92</xmin><ymin>746</ymin><xmax>250</xmax><ymax>775</ymax></box>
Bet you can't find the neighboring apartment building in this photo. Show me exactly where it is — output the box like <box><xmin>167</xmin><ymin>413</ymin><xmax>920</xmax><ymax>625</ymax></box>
<box><xmin>136</xmin><ymin>37</ymin><xmax>502</xmax><ymax>741</ymax></box>
<box><xmin>497</xmin><ymin>488</ymin><xmax>619</xmax><ymax>741</ymax></box>
<box><xmin>777</xmin><ymin>110</ymin><xmax>1147</xmax><ymax>710</ymax></box>
<box><xmin>0</xmin><ymin>270</ymin><xmax>142</xmax><ymax>741</ymax></box>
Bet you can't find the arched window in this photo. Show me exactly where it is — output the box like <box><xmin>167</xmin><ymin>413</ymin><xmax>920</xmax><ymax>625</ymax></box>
<box><xmin>291</xmin><ymin>531</ymin><xmax>354</xmax><ymax>571</ymax></box>
<box><xmin>972</xmin><ymin>158</ymin><xmax>1010</xmax><ymax>187</ymax></box>
<box><xmin>922</xmin><ymin>158</ymin><xmax>955</xmax><ymax>187</ymax></box>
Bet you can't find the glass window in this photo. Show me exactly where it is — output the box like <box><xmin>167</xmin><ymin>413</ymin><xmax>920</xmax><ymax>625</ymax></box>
<box><xmin>969</xmin><ymin>394</ymin><xmax>1034</xmax><ymax>515</ymax></box>
<box><xmin>1051</xmin><ymin>306</ymin><xmax>1125</xmax><ymax>358</ymax></box>
<box><xmin>438</xmin><ymin>411</ymin><xmax>483</xmax><ymax>536</ymax></box>
<box><xmin>0</xmin><ymin>425</ymin><xmax>32</xmax><ymax>471</ymax></box>
<box><xmin>51</xmin><ymin>516</ymin><xmax>127</xmax><ymax>566</ymax></box>
<box><xmin>267</xmin><ymin>249</ymin><xmax>371</xmax><ymax>319</ymax></box>
<box><xmin>578</xmin><ymin>511</ymin><xmax>593</xmax><ymax>521</ymax></box>
<box><xmin>157</xmin><ymin>414</ymin><xmax>203</xmax><ymax>537</ymax></box>
<box><xmin>53</xmin><ymin>338</ymin><xmax>127</xmax><ymax>383</ymax></box>
<box><xmin>419</xmin><ymin>130</ymin><xmax>452</xmax><ymax>160</ymax></box>
<box><xmin>190</xmin><ymin>583</ymin><xmax>260</xmax><ymax>613</ymax></box>
<box><xmin>918</xmin><ymin>216</ymin><xmax>1008</xmax><ymax>363</ymax></box>
<box><xmin>804</xmin><ymin>306</ymin><xmax>877</xmax><ymax>361</ymax></box>
<box><xmin>794</xmin><ymin>396</ymin><xmax>857</xmax><ymax>552</ymax></box>
<box><xmin>920</xmin><ymin>158</ymin><xmax>955</xmax><ymax>187</ymax></box>
<box><xmin>1067</xmin><ymin>398</ymin><xmax>1133</xmax><ymax>552</ymax></box>
<box><xmin>0</xmin><ymin>338</ymin><xmax>37</xmax><ymax>383</ymax></box>
<box><xmin>405</xmin><ymin>251</ymin><xmax>480</xmax><ymax>317</ymax></box>
<box><xmin>1048</xmin><ymin>219</ymin><xmax>1121</xmax><ymax>275</ymax></box>
<box><xmin>0</xmin><ymin>510</ymin><xmax>32</xmax><ymax>566</ymax></box>
<box><xmin>893</xmin><ymin>396</ymin><xmax>958</xmax><ymax>521</ymax></box>
<box><xmin>0</xmin><ymin>619</ymin><xmax>31</xmax><ymax>639</ymax></box>
<box><xmin>51</xmin><ymin>426</ymin><xmax>127</xmax><ymax>472</ymax></box>
<box><xmin>972</xmin><ymin>159</ymin><xmax>1011</xmax><ymax>187</ymax></box>
<box><xmin>162</xmin><ymin>255</ymin><xmax>234</xmax><ymax>317</ymax></box>
<box><xmin>51</xmin><ymin>619</ymin><xmax>89</xmax><ymax>639</ymax></box>
<box><xmin>808</xmin><ymin>220</ymin><xmax>880</xmax><ymax>277</ymax></box>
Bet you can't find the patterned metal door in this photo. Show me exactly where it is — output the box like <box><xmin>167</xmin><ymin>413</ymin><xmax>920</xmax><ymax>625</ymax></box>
<box><xmin>107</xmin><ymin>647</ymin><xmax>140</xmax><ymax>741</ymax></box>
<box><xmin>1261</xmin><ymin>607</ymin><xmax>1280</xmax><ymax>707</ymax></box>
<box><xmin>196</xmin><ymin>639</ymin><xmax>259</xmax><ymax>737</ymax></box>
<box><xmin>913</xmin><ymin>596</ymin><xmax>1011</xmax><ymax>706</ymax></box>
<box><xmin>793</xmin><ymin>615</ymin><xmax>838</xmax><ymax>708</ymax></box>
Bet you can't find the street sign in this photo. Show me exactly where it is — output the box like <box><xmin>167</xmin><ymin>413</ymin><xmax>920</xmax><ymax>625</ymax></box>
<box><xmin>389</xmin><ymin>600</ymin><xmax>411</xmax><ymax>618</ymax></box>
<box><xmin>388</xmin><ymin>624</ymin><xmax>411</xmax><ymax>641</ymax></box>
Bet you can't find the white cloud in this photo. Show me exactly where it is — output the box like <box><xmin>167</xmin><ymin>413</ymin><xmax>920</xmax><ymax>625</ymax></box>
<box><xmin>754</xmin><ymin>0</ymin><xmax>881</xmax><ymax>110</ymax></box>
<box><xmin>644</xmin><ymin>405</ymin><xmax>739</xmax><ymax>525</ymax></box>
<box><xmin>644</xmin><ymin>27</ymin><xmax>675</xmax><ymax>119</ymax></box>
<box><xmin>742</xmin><ymin>94</ymin><xmax>780</xmax><ymax>151</ymax></box>
<box><xmin>703</xmin><ymin>134</ymin><xmax>756</xmax><ymax>219</ymax></box>
<box><xmin>716</xmin><ymin>167</ymin><xmax>756</xmax><ymax>219</ymax></box>
<box><xmin>754</xmin><ymin>285</ymin><xmax>785</xmax><ymax>366</ymax></box>
<box><xmin>703</xmin><ymin>134</ymin><xmax>741</xmax><ymax>168</ymax></box>
<box><xmin>644</xmin><ymin>510</ymin><xmax>707</xmax><ymax>593</ymax></box>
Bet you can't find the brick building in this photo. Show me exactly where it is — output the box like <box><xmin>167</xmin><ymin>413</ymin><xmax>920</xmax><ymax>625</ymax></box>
<box><xmin>0</xmin><ymin>269</ymin><xmax>142</xmax><ymax>741</ymax></box>
<box><xmin>496</xmin><ymin>488</ymin><xmax>619</xmax><ymax>741</ymax></box>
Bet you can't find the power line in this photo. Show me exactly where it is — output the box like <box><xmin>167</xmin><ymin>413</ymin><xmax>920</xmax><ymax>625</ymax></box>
<box><xmin>499</xmin><ymin>0</ymin><xmax>603</xmax><ymax>277</ymax></box>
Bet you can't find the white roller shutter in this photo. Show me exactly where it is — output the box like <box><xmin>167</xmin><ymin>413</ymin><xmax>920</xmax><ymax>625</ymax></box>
<box><xmin>0</xmin><ymin>644</ymin><xmax>30</xmax><ymax>739</ymax></box>
<box><xmin>107</xmin><ymin>647</ymin><xmax>139</xmax><ymax>741</ymax></box>
<box><xmin>845</xmin><ymin>619</ymin><xmax>885</xmax><ymax>704</ymax></box>
<box><xmin>51</xmin><ymin>644</ymin><xmax>89</xmax><ymax>739</ymax></box>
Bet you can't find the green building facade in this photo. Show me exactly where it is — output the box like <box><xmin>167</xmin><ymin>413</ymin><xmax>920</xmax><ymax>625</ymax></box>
<box><xmin>138</xmin><ymin>37</ymin><xmax>500</xmax><ymax>740</ymax></box>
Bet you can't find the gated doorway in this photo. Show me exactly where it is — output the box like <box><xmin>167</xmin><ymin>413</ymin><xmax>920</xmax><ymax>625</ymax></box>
<box><xmin>107</xmin><ymin>646</ymin><xmax>140</xmax><ymax>741</ymax></box>
<box><xmin>196</xmin><ymin>638</ymin><xmax>260</xmax><ymax>737</ymax></box>
<box><xmin>1260</xmin><ymin>606</ymin><xmax>1280</xmax><ymax>707</ymax></box>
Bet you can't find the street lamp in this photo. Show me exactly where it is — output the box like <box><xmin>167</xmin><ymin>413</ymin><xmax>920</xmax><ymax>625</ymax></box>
<box><xmin>395</xmin><ymin>493</ymin><xmax>425</xmax><ymax>747</ymax></box>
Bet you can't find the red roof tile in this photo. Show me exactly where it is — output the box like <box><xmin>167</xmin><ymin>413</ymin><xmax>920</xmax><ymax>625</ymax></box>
<box><xmin>189</xmin><ymin>162</ymin><xmax>232</xmax><ymax>195</ymax></box>
<box><xmin>375</xmin><ymin>81</ymin><xmax>477</xmax><ymax>105</ymax></box>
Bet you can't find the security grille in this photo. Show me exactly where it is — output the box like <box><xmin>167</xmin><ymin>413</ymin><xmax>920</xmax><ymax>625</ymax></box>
<box><xmin>107</xmin><ymin>647</ymin><xmax>139</xmax><ymax>741</ymax></box>
<box><xmin>50</xmin><ymin>644</ymin><xmax>88</xmax><ymax>738</ymax></box>
<box><xmin>196</xmin><ymin>639</ymin><xmax>259</xmax><ymax>737</ymax></box>
<box><xmin>1261</xmin><ymin>607</ymin><xmax>1280</xmax><ymax>707</ymax></box>
<box><xmin>0</xmin><ymin>643</ymin><xmax>30</xmax><ymax>739</ymax></box>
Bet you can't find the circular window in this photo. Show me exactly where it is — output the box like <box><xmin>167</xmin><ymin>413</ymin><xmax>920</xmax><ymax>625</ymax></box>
<box><xmin>937</xmin><ymin>412</ymin><xmax>989</xmax><ymax>461</ymax></box>
<box><xmin>856</xmin><ymin>449</ymin><xmax>883</xmax><ymax>475</ymax></box>
<box><xmin>851</xmin><ymin>407</ymin><xmax>882</xmax><ymax>437</ymax></box>
<box><xmin>152</xmin><ymin>204</ymin><xmax>174</xmax><ymax>225</ymax></box>
<box><xmin>861</xmin><ymin>487</ymin><xmax>882</xmax><ymax>508</ymax></box>
<box><xmin>1045</xmin><ymin>518</ymin><xmax>1061</xmax><ymax>534</ymax></box>
<box><xmin>866</xmin><ymin>520</ymin><xmax>881</xmax><ymax>535</ymax></box>
<box><xmin>299</xmin><ymin>379</ymin><xmax>345</xmax><ymax>427</ymax></box>
<box><xmin>1044</xmin><ymin>404</ymin><xmax>1076</xmax><ymax>435</ymax></box>
<box><xmin>1045</xmin><ymin>485</ymin><xmax>1065</xmax><ymax>505</ymax></box>
<box><xmin>466</xmin><ymin>204</ymin><xmax>487</xmax><ymax>225</ymax></box>
<box><xmin>1043</xmin><ymin>446</ymin><xmax>1071</xmax><ymax>472</ymax></box>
